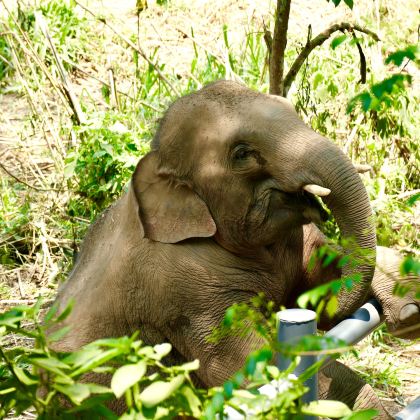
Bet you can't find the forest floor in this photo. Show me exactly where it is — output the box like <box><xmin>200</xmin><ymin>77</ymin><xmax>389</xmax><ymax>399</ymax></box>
<box><xmin>0</xmin><ymin>0</ymin><xmax>419</xmax><ymax>417</ymax></box>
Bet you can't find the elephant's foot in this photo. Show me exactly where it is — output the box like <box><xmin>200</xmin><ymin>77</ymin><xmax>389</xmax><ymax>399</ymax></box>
<box><xmin>319</xmin><ymin>360</ymin><xmax>392</xmax><ymax>419</ymax></box>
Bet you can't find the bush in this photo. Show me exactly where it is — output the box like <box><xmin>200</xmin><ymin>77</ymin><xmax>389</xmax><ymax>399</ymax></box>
<box><xmin>0</xmin><ymin>298</ymin><xmax>378</xmax><ymax>419</ymax></box>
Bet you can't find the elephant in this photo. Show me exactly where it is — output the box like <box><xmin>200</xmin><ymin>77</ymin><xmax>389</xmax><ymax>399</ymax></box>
<box><xmin>52</xmin><ymin>80</ymin><xmax>419</xmax><ymax>417</ymax></box>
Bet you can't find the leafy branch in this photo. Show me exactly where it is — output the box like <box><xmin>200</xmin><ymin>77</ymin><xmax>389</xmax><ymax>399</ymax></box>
<box><xmin>266</xmin><ymin>0</ymin><xmax>379</xmax><ymax>96</ymax></box>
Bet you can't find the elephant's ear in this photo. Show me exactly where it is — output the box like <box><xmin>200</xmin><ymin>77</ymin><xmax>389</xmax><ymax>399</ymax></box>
<box><xmin>132</xmin><ymin>151</ymin><xmax>216</xmax><ymax>243</ymax></box>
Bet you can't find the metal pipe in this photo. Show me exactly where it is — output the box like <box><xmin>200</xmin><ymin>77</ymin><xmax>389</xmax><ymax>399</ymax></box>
<box><xmin>395</xmin><ymin>397</ymin><xmax>420</xmax><ymax>420</ymax></box>
<box><xmin>277</xmin><ymin>308</ymin><xmax>318</xmax><ymax>420</ymax></box>
<box><xmin>325</xmin><ymin>299</ymin><xmax>383</xmax><ymax>345</ymax></box>
<box><xmin>225</xmin><ymin>298</ymin><xmax>387</xmax><ymax>419</ymax></box>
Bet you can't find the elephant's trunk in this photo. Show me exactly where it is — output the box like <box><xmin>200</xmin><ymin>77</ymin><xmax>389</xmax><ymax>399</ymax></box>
<box><xmin>271</xmin><ymin>128</ymin><xmax>376</xmax><ymax>317</ymax></box>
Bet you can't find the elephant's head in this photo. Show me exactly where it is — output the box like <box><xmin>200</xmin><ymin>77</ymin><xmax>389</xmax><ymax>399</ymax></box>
<box><xmin>132</xmin><ymin>81</ymin><xmax>376</xmax><ymax>316</ymax></box>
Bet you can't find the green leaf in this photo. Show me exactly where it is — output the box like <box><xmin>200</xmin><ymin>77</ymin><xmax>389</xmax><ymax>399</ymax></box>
<box><xmin>322</xmin><ymin>250</ymin><xmax>338</xmax><ymax>267</ymax></box>
<box><xmin>400</xmin><ymin>256</ymin><xmax>420</xmax><ymax>276</ymax></box>
<box><xmin>181</xmin><ymin>386</ymin><xmax>202</xmax><ymax>418</ymax></box>
<box><xmin>326</xmin><ymin>295</ymin><xmax>338</xmax><ymax>318</ymax></box>
<box><xmin>54</xmin><ymin>383</ymin><xmax>91</xmax><ymax>405</ymax></box>
<box><xmin>70</xmin><ymin>348</ymin><xmax>122</xmax><ymax>377</ymax></box>
<box><xmin>153</xmin><ymin>343</ymin><xmax>172</xmax><ymax>359</ymax></box>
<box><xmin>313</xmin><ymin>72</ymin><xmax>324</xmax><ymax>90</ymax></box>
<box><xmin>30</xmin><ymin>357</ymin><xmax>71</xmax><ymax>376</ymax></box>
<box><xmin>64</xmin><ymin>159</ymin><xmax>77</xmax><ymax>178</ymax></box>
<box><xmin>302</xmin><ymin>400</ymin><xmax>352</xmax><ymax>417</ymax></box>
<box><xmin>55</xmin><ymin>299</ymin><xmax>74</xmax><ymax>323</ymax></box>
<box><xmin>407</xmin><ymin>192</ymin><xmax>420</xmax><ymax>206</ymax></box>
<box><xmin>63</xmin><ymin>347</ymin><xmax>105</xmax><ymax>368</ymax></box>
<box><xmin>331</xmin><ymin>35</ymin><xmax>347</xmax><ymax>49</ymax></box>
<box><xmin>111</xmin><ymin>361</ymin><xmax>147</xmax><ymax>398</ymax></box>
<box><xmin>101</xmin><ymin>143</ymin><xmax>115</xmax><ymax>158</ymax></box>
<box><xmin>13</xmin><ymin>366</ymin><xmax>38</xmax><ymax>385</ymax></box>
<box><xmin>385</xmin><ymin>45</ymin><xmax>418</xmax><ymax>66</ymax></box>
<box><xmin>172</xmin><ymin>359</ymin><xmax>200</xmax><ymax>372</ymax></box>
<box><xmin>0</xmin><ymin>387</ymin><xmax>16</xmax><ymax>395</ymax></box>
<box><xmin>86</xmin><ymin>383</ymin><xmax>111</xmax><ymax>394</ymax></box>
<box><xmin>266</xmin><ymin>365</ymin><xmax>280</xmax><ymax>379</ymax></box>
<box><xmin>344</xmin><ymin>0</ymin><xmax>353</xmax><ymax>8</ymax></box>
<box><xmin>44</xmin><ymin>302</ymin><xmax>59</xmax><ymax>323</ymax></box>
<box><xmin>139</xmin><ymin>375</ymin><xmax>185</xmax><ymax>407</ymax></box>
<box><xmin>47</xmin><ymin>325</ymin><xmax>72</xmax><ymax>343</ymax></box>
<box><xmin>299</xmin><ymin>359</ymin><xmax>325</xmax><ymax>382</ymax></box>
<box><xmin>343</xmin><ymin>408</ymin><xmax>379</xmax><ymax>420</ymax></box>
<box><xmin>67</xmin><ymin>394</ymin><xmax>116</xmax><ymax>417</ymax></box>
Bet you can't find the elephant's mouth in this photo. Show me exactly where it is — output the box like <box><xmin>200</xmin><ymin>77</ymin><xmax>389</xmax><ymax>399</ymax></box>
<box><xmin>270</xmin><ymin>189</ymin><xmax>329</xmax><ymax>225</ymax></box>
<box><xmin>253</xmin><ymin>184</ymin><xmax>329</xmax><ymax>228</ymax></box>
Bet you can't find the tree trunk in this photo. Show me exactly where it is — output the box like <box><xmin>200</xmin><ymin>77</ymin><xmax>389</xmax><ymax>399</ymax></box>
<box><xmin>269</xmin><ymin>0</ymin><xmax>291</xmax><ymax>96</ymax></box>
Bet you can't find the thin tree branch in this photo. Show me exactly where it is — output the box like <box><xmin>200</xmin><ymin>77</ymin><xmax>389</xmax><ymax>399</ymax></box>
<box><xmin>74</xmin><ymin>0</ymin><xmax>180</xmax><ymax>97</ymax></box>
<box><xmin>353</xmin><ymin>33</ymin><xmax>366</xmax><ymax>84</ymax></box>
<box><xmin>269</xmin><ymin>0</ymin><xmax>292</xmax><ymax>96</ymax></box>
<box><xmin>283</xmin><ymin>23</ymin><xmax>380</xmax><ymax>96</ymax></box>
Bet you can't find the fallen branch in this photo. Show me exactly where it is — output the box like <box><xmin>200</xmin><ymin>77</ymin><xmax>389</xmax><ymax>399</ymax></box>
<box><xmin>283</xmin><ymin>23</ymin><xmax>380</xmax><ymax>96</ymax></box>
<box><xmin>74</xmin><ymin>0</ymin><xmax>180</xmax><ymax>97</ymax></box>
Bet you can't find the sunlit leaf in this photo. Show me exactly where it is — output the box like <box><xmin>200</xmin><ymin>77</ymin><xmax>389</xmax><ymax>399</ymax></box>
<box><xmin>181</xmin><ymin>386</ymin><xmax>202</xmax><ymax>418</ymax></box>
<box><xmin>54</xmin><ymin>299</ymin><xmax>74</xmax><ymax>323</ymax></box>
<box><xmin>172</xmin><ymin>359</ymin><xmax>200</xmax><ymax>372</ymax></box>
<box><xmin>331</xmin><ymin>35</ymin><xmax>347</xmax><ymax>49</ymax></box>
<box><xmin>54</xmin><ymin>383</ymin><xmax>91</xmax><ymax>405</ymax></box>
<box><xmin>385</xmin><ymin>45</ymin><xmax>418</xmax><ymax>66</ymax></box>
<box><xmin>407</xmin><ymin>192</ymin><xmax>420</xmax><ymax>206</ymax></box>
<box><xmin>342</xmin><ymin>408</ymin><xmax>379</xmax><ymax>419</ymax></box>
<box><xmin>153</xmin><ymin>343</ymin><xmax>172</xmax><ymax>359</ymax></box>
<box><xmin>30</xmin><ymin>357</ymin><xmax>70</xmax><ymax>376</ymax></box>
<box><xmin>13</xmin><ymin>366</ymin><xmax>37</xmax><ymax>385</ymax></box>
<box><xmin>302</xmin><ymin>400</ymin><xmax>352</xmax><ymax>417</ymax></box>
<box><xmin>47</xmin><ymin>325</ymin><xmax>72</xmax><ymax>343</ymax></box>
<box><xmin>70</xmin><ymin>348</ymin><xmax>122</xmax><ymax>377</ymax></box>
<box><xmin>326</xmin><ymin>295</ymin><xmax>338</xmax><ymax>318</ymax></box>
<box><xmin>400</xmin><ymin>256</ymin><xmax>420</xmax><ymax>276</ymax></box>
<box><xmin>139</xmin><ymin>375</ymin><xmax>185</xmax><ymax>407</ymax></box>
<box><xmin>111</xmin><ymin>361</ymin><xmax>147</xmax><ymax>398</ymax></box>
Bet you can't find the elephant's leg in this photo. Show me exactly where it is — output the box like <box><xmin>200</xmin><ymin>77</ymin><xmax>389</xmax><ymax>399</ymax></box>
<box><xmin>319</xmin><ymin>360</ymin><xmax>391</xmax><ymax>419</ymax></box>
<box><xmin>372</xmin><ymin>246</ymin><xmax>420</xmax><ymax>339</ymax></box>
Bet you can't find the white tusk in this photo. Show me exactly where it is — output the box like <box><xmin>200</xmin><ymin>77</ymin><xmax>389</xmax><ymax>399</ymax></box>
<box><xmin>303</xmin><ymin>184</ymin><xmax>331</xmax><ymax>197</ymax></box>
<box><xmin>354</xmin><ymin>163</ymin><xmax>372</xmax><ymax>174</ymax></box>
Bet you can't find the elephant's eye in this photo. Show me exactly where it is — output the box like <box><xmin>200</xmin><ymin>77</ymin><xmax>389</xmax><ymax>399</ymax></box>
<box><xmin>232</xmin><ymin>145</ymin><xmax>255</xmax><ymax>162</ymax></box>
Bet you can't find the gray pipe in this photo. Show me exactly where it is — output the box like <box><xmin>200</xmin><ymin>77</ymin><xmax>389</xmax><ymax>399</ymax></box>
<box><xmin>225</xmin><ymin>299</ymin><xmax>386</xmax><ymax>419</ymax></box>
<box><xmin>325</xmin><ymin>299</ymin><xmax>383</xmax><ymax>345</ymax></box>
<box><xmin>277</xmin><ymin>308</ymin><xmax>318</xmax><ymax>403</ymax></box>
<box><xmin>395</xmin><ymin>397</ymin><xmax>420</xmax><ymax>420</ymax></box>
<box><xmin>277</xmin><ymin>308</ymin><xmax>318</xmax><ymax>420</ymax></box>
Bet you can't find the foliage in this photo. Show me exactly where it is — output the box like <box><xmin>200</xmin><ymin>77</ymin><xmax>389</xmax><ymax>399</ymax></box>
<box><xmin>0</xmin><ymin>299</ymin><xmax>378</xmax><ymax>419</ymax></box>
<box><xmin>64</xmin><ymin>115</ymin><xmax>150</xmax><ymax>215</ymax></box>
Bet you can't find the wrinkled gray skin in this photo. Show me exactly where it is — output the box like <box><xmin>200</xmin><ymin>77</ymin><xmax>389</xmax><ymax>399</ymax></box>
<box><xmin>53</xmin><ymin>81</ymin><xmax>419</xmax><ymax>417</ymax></box>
